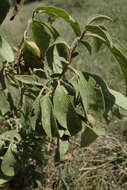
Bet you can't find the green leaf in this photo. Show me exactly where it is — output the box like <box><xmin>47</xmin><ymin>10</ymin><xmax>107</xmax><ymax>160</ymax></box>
<box><xmin>32</xmin><ymin>21</ymin><xmax>51</xmax><ymax>57</ymax></box>
<box><xmin>1</xmin><ymin>144</ymin><xmax>20</xmax><ymax>177</ymax></box>
<box><xmin>0</xmin><ymin>35</ymin><xmax>14</xmax><ymax>62</ymax></box>
<box><xmin>81</xmin><ymin>126</ymin><xmax>105</xmax><ymax>147</ymax></box>
<box><xmin>30</xmin><ymin>96</ymin><xmax>40</xmax><ymax>130</ymax></box>
<box><xmin>59</xmin><ymin>139</ymin><xmax>69</xmax><ymax>157</ymax></box>
<box><xmin>46</xmin><ymin>37</ymin><xmax>69</xmax><ymax>73</ymax></box>
<box><xmin>82</xmin><ymin>72</ymin><xmax>127</xmax><ymax>119</ymax></box>
<box><xmin>39</xmin><ymin>22</ymin><xmax>60</xmax><ymax>40</ymax></box>
<box><xmin>15</xmin><ymin>75</ymin><xmax>42</xmax><ymax>86</ymax></box>
<box><xmin>5</xmin><ymin>75</ymin><xmax>21</xmax><ymax>107</ymax></box>
<box><xmin>0</xmin><ymin>0</ymin><xmax>10</xmax><ymax>25</ymax></box>
<box><xmin>78</xmin><ymin>72</ymin><xmax>105</xmax><ymax>120</ymax></box>
<box><xmin>49</xmin><ymin>37</ymin><xmax>70</xmax><ymax>50</ymax></box>
<box><xmin>53</xmin><ymin>84</ymin><xmax>82</xmax><ymax>135</ymax></box>
<box><xmin>0</xmin><ymin>91</ymin><xmax>10</xmax><ymax>115</ymax></box>
<box><xmin>87</xmin><ymin>14</ymin><xmax>112</xmax><ymax>25</ymax></box>
<box><xmin>81</xmin><ymin>40</ymin><xmax>92</xmax><ymax>55</ymax></box>
<box><xmin>110</xmin><ymin>42</ymin><xmax>127</xmax><ymax>95</ymax></box>
<box><xmin>109</xmin><ymin>88</ymin><xmax>127</xmax><ymax>117</ymax></box>
<box><xmin>85</xmin><ymin>24</ymin><xmax>113</xmax><ymax>48</ymax></box>
<box><xmin>34</xmin><ymin>6</ymin><xmax>81</xmax><ymax>36</ymax></box>
<box><xmin>48</xmin><ymin>46</ymin><xmax>63</xmax><ymax>74</ymax></box>
<box><xmin>85</xmin><ymin>73</ymin><xmax>115</xmax><ymax>119</ymax></box>
<box><xmin>40</xmin><ymin>94</ymin><xmax>58</xmax><ymax>138</ymax></box>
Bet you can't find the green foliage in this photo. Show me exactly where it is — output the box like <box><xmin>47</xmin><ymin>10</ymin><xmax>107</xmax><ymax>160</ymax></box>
<box><xmin>0</xmin><ymin>4</ymin><xmax>127</xmax><ymax>189</ymax></box>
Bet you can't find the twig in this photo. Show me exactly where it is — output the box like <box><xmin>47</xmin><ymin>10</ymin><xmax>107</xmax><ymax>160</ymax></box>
<box><xmin>79</xmin><ymin>160</ymin><xmax>113</xmax><ymax>171</ymax></box>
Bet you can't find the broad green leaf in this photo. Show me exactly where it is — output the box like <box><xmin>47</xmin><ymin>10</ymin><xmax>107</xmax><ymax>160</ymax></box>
<box><xmin>58</xmin><ymin>129</ymin><xmax>65</xmax><ymax>138</ymax></box>
<box><xmin>48</xmin><ymin>46</ymin><xmax>63</xmax><ymax>74</ymax></box>
<box><xmin>0</xmin><ymin>91</ymin><xmax>10</xmax><ymax>115</ymax></box>
<box><xmin>46</xmin><ymin>37</ymin><xmax>69</xmax><ymax>73</ymax></box>
<box><xmin>0</xmin><ymin>0</ymin><xmax>10</xmax><ymax>25</ymax></box>
<box><xmin>1</xmin><ymin>144</ymin><xmax>20</xmax><ymax>177</ymax></box>
<box><xmin>110</xmin><ymin>42</ymin><xmax>127</xmax><ymax>95</ymax></box>
<box><xmin>40</xmin><ymin>94</ymin><xmax>58</xmax><ymax>138</ymax></box>
<box><xmin>32</xmin><ymin>21</ymin><xmax>51</xmax><ymax>57</ymax></box>
<box><xmin>81</xmin><ymin>127</ymin><xmax>105</xmax><ymax>147</ymax></box>
<box><xmin>59</xmin><ymin>139</ymin><xmax>69</xmax><ymax>157</ymax></box>
<box><xmin>85</xmin><ymin>24</ymin><xmax>113</xmax><ymax>48</ymax></box>
<box><xmin>53</xmin><ymin>46</ymin><xmax>63</xmax><ymax>73</ymax></box>
<box><xmin>0</xmin><ymin>35</ymin><xmax>14</xmax><ymax>62</ymax></box>
<box><xmin>78</xmin><ymin>72</ymin><xmax>88</xmax><ymax>113</ymax></box>
<box><xmin>15</xmin><ymin>75</ymin><xmax>42</xmax><ymax>86</ymax></box>
<box><xmin>30</xmin><ymin>96</ymin><xmax>40</xmax><ymax>130</ymax></box>
<box><xmin>86</xmin><ymin>33</ymin><xmax>106</xmax><ymax>44</ymax></box>
<box><xmin>5</xmin><ymin>75</ymin><xmax>21</xmax><ymax>107</ymax></box>
<box><xmin>78</xmin><ymin>72</ymin><xmax>105</xmax><ymax>120</ymax></box>
<box><xmin>34</xmin><ymin>6</ymin><xmax>81</xmax><ymax>36</ymax></box>
<box><xmin>85</xmin><ymin>73</ymin><xmax>115</xmax><ymax>119</ymax></box>
<box><xmin>87</xmin><ymin>14</ymin><xmax>112</xmax><ymax>25</ymax></box>
<box><xmin>21</xmin><ymin>94</ymin><xmax>34</xmax><ymax>128</ymax></box>
<box><xmin>53</xmin><ymin>84</ymin><xmax>82</xmax><ymax>135</ymax></box>
<box><xmin>82</xmin><ymin>72</ymin><xmax>127</xmax><ymax>119</ymax></box>
<box><xmin>81</xmin><ymin>40</ymin><xmax>92</xmax><ymax>55</ymax></box>
<box><xmin>109</xmin><ymin>88</ymin><xmax>127</xmax><ymax>117</ymax></box>
<box><xmin>39</xmin><ymin>22</ymin><xmax>60</xmax><ymax>40</ymax></box>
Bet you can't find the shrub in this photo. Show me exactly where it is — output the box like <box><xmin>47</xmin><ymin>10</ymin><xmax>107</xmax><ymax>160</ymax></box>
<box><xmin>0</xmin><ymin>1</ymin><xmax>127</xmax><ymax>189</ymax></box>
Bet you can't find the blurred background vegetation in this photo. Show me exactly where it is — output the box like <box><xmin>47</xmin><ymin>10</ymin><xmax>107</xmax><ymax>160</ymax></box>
<box><xmin>1</xmin><ymin>0</ymin><xmax>127</xmax><ymax>189</ymax></box>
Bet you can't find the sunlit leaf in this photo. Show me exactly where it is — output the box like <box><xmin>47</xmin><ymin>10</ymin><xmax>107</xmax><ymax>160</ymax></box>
<box><xmin>78</xmin><ymin>72</ymin><xmax>105</xmax><ymax>120</ymax></box>
<box><xmin>46</xmin><ymin>37</ymin><xmax>69</xmax><ymax>73</ymax></box>
<box><xmin>110</xmin><ymin>42</ymin><xmax>127</xmax><ymax>95</ymax></box>
<box><xmin>59</xmin><ymin>139</ymin><xmax>69</xmax><ymax>157</ymax></box>
<box><xmin>85</xmin><ymin>24</ymin><xmax>113</xmax><ymax>48</ymax></box>
<box><xmin>87</xmin><ymin>14</ymin><xmax>112</xmax><ymax>25</ymax></box>
<box><xmin>41</xmin><ymin>94</ymin><xmax>58</xmax><ymax>138</ymax></box>
<box><xmin>109</xmin><ymin>88</ymin><xmax>127</xmax><ymax>117</ymax></box>
<box><xmin>1</xmin><ymin>144</ymin><xmax>20</xmax><ymax>177</ymax></box>
<box><xmin>32</xmin><ymin>21</ymin><xmax>51</xmax><ymax>57</ymax></box>
<box><xmin>34</xmin><ymin>6</ymin><xmax>81</xmax><ymax>36</ymax></box>
<box><xmin>5</xmin><ymin>75</ymin><xmax>21</xmax><ymax>107</ymax></box>
<box><xmin>53</xmin><ymin>84</ymin><xmax>82</xmax><ymax>135</ymax></box>
<box><xmin>30</xmin><ymin>96</ymin><xmax>40</xmax><ymax>130</ymax></box>
<box><xmin>0</xmin><ymin>91</ymin><xmax>10</xmax><ymax>115</ymax></box>
<box><xmin>15</xmin><ymin>75</ymin><xmax>42</xmax><ymax>86</ymax></box>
